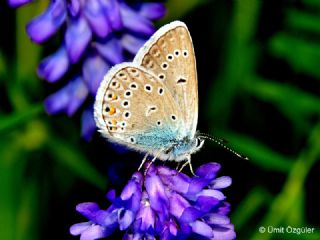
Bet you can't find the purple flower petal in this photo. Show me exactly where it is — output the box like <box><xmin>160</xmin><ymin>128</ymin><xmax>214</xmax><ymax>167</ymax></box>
<box><xmin>83</xmin><ymin>0</ymin><xmax>111</xmax><ymax>38</ymax></box>
<box><xmin>217</xmin><ymin>202</ymin><xmax>231</xmax><ymax>215</ymax></box>
<box><xmin>136</xmin><ymin>194</ymin><xmax>156</xmax><ymax>231</ymax></box>
<box><xmin>169</xmin><ymin>192</ymin><xmax>190</xmax><ymax>219</ymax></box>
<box><xmin>7</xmin><ymin>0</ymin><xmax>32</xmax><ymax>7</ymax></box>
<box><xmin>37</xmin><ymin>46</ymin><xmax>69</xmax><ymax>83</ymax></box>
<box><xmin>70</xmin><ymin>222</ymin><xmax>91</xmax><ymax>236</ymax></box>
<box><xmin>99</xmin><ymin>0</ymin><xmax>123</xmax><ymax>30</ymax></box>
<box><xmin>212</xmin><ymin>224</ymin><xmax>236</xmax><ymax>240</ymax></box>
<box><xmin>79</xmin><ymin>224</ymin><xmax>108</xmax><ymax>240</ymax></box>
<box><xmin>121</xmin><ymin>34</ymin><xmax>147</xmax><ymax>55</ymax></box>
<box><xmin>145</xmin><ymin>165</ymin><xmax>169</xmax><ymax>215</ymax></box>
<box><xmin>194</xmin><ymin>196</ymin><xmax>219</xmax><ymax>212</ymax></box>
<box><xmin>81</xmin><ymin>107</ymin><xmax>96</xmax><ymax>141</ymax></box>
<box><xmin>120</xmin><ymin>172</ymin><xmax>143</xmax><ymax>201</ymax></box>
<box><xmin>134</xmin><ymin>3</ymin><xmax>166</xmax><ymax>20</ymax></box>
<box><xmin>179</xmin><ymin>207</ymin><xmax>203</xmax><ymax>223</ymax></box>
<box><xmin>211</xmin><ymin>176</ymin><xmax>232</xmax><ymax>189</ymax></box>
<box><xmin>96</xmin><ymin>36</ymin><xmax>124</xmax><ymax>65</ymax></box>
<box><xmin>26</xmin><ymin>0</ymin><xmax>66</xmax><ymax>43</ymax></box>
<box><xmin>67</xmin><ymin>0</ymin><xmax>80</xmax><ymax>17</ymax></box>
<box><xmin>190</xmin><ymin>220</ymin><xmax>213</xmax><ymax>238</ymax></box>
<box><xmin>76</xmin><ymin>202</ymin><xmax>100</xmax><ymax>220</ymax></box>
<box><xmin>44</xmin><ymin>76</ymin><xmax>88</xmax><ymax>116</ymax></box>
<box><xmin>157</xmin><ymin>166</ymin><xmax>191</xmax><ymax>195</ymax></box>
<box><xmin>120</xmin><ymin>3</ymin><xmax>155</xmax><ymax>36</ymax></box>
<box><xmin>106</xmin><ymin>189</ymin><xmax>116</xmax><ymax>202</ymax></box>
<box><xmin>195</xmin><ymin>162</ymin><xmax>221</xmax><ymax>180</ymax></box>
<box><xmin>118</xmin><ymin>209</ymin><xmax>134</xmax><ymax>230</ymax></box>
<box><xmin>82</xmin><ymin>53</ymin><xmax>110</xmax><ymax>95</ymax></box>
<box><xmin>204</xmin><ymin>213</ymin><xmax>230</xmax><ymax>225</ymax></box>
<box><xmin>196</xmin><ymin>189</ymin><xmax>226</xmax><ymax>201</ymax></box>
<box><xmin>65</xmin><ymin>16</ymin><xmax>92</xmax><ymax>63</ymax></box>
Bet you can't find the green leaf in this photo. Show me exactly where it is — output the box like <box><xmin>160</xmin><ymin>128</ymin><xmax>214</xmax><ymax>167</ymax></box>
<box><xmin>161</xmin><ymin>0</ymin><xmax>208</xmax><ymax>22</ymax></box>
<box><xmin>16</xmin><ymin>179</ymin><xmax>39</xmax><ymax>240</ymax></box>
<box><xmin>232</xmin><ymin>187</ymin><xmax>271</xmax><ymax>229</ymax></box>
<box><xmin>207</xmin><ymin>0</ymin><xmax>261</xmax><ymax>127</ymax></box>
<box><xmin>250</xmin><ymin>123</ymin><xmax>320</xmax><ymax>240</ymax></box>
<box><xmin>269</xmin><ymin>33</ymin><xmax>320</xmax><ymax>78</ymax></box>
<box><xmin>244</xmin><ymin>78</ymin><xmax>320</xmax><ymax>116</ymax></box>
<box><xmin>302</xmin><ymin>0</ymin><xmax>320</xmax><ymax>8</ymax></box>
<box><xmin>213</xmin><ymin>130</ymin><xmax>293</xmax><ymax>172</ymax></box>
<box><xmin>0</xmin><ymin>103</ymin><xmax>43</xmax><ymax>134</ymax></box>
<box><xmin>48</xmin><ymin>137</ymin><xmax>107</xmax><ymax>190</ymax></box>
<box><xmin>0</xmin><ymin>51</ymin><xmax>6</xmax><ymax>78</ymax></box>
<box><xmin>286</xmin><ymin>9</ymin><xmax>320</xmax><ymax>33</ymax></box>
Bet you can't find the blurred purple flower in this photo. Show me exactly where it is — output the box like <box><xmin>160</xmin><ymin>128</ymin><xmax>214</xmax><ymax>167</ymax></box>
<box><xmin>8</xmin><ymin>0</ymin><xmax>166</xmax><ymax>140</ymax></box>
<box><xmin>70</xmin><ymin>162</ymin><xmax>236</xmax><ymax>239</ymax></box>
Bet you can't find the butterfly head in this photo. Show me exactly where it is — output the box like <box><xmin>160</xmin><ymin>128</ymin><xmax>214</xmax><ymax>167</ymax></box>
<box><xmin>164</xmin><ymin>136</ymin><xmax>205</xmax><ymax>162</ymax></box>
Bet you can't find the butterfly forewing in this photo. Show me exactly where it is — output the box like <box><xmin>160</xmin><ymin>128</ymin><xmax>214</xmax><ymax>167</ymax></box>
<box><xmin>94</xmin><ymin>63</ymin><xmax>184</xmax><ymax>153</ymax></box>
<box><xmin>134</xmin><ymin>21</ymin><xmax>198</xmax><ymax>138</ymax></box>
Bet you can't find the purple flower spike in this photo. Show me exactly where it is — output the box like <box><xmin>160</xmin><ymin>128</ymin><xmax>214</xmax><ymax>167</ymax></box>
<box><xmin>120</xmin><ymin>3</ymin><xmax>155</xmax><ymax>36</ymax></box>
<box><xmin>135</xmin><ymin>3</ymin><xmax>166</xmax><ymax>20</ymax></box>
<box><xmin>37</xmin><ymin>46</ymin><xmax>69</xmax><ymax>83</ymax></box>
<box><xmin>96</xmin><ymin>36</ymin><xmax>124</xmax><ymax>65</ymax></box>
<box><xmin>71</xmin><ymin>162</ymin><xmax>236</xmax><ymax>239</ymax></box>
<box><xmin>121</xmin><ymin>34</ymin><xmax>147</xmax><ymax>55</ymax></box>
<box><xmin>7</xmin><ymin>0</ymin><xmax>32</xmax><ymax>7</ymax></box>
<box><xmin>100</xmin><ymin>0</ymin><xmax>123</xmax><ymax>30</ymax></box>
<box><xmin>81</xmin><ymin>107</ymin><xmax>96</xmax><ymax>141</ymax></box>
<box><xmin>83</xmin><ymin>0</ymin><xmax>111</xmax><ymax>38</ymax></box>
<box><xmin>65</xmin><ymin>17</ymin><xmax>92</xmax><ymax>63</ymax></box>
<box><xmin>26</xmin><ymin>0</ymin><xmax>66</xmax><ymax>43</ymax></box>
<box><xmin>9</xmin><ymin>0</ymin><xmax>166</xmax><ymax>140</ymax></box>
<box><xmin>82</xmin><ymin>53</ymin><xmax>110</xmax><ymax>95</ymax></box>
<box><xmin>67</xmin><ymin>0</ymin><xmax>80</xmax><ymax>17</ymax></box>
<box><xmin>44</xmin><ymin>76</ymin><xmax>88</xmax><ymax>116</ymax></box>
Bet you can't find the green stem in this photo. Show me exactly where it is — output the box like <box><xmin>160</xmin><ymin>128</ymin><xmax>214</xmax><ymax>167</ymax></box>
<box><xmin>250</xmin><ymin>123</ymin><xmax>320</xmax><ymax>240</ymax></box>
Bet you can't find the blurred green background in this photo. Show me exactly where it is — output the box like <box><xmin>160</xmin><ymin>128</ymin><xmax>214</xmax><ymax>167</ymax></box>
<box><xmin>0</xmin><ymin>0</ymin><xmax>320</xmax><ymax>239</ymax></box>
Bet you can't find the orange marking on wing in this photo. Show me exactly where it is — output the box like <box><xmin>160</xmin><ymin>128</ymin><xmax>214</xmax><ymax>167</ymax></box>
<box><xmin>109</xmin><ymin>107</ymin><xmax>116</xmax><ymax>115</ymax></box>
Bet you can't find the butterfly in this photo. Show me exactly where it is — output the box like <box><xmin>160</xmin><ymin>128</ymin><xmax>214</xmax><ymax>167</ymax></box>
<box><xmin>94</xmin><ymin>21</ymin><xmax>243</xmax><ymax>173</ymax></box>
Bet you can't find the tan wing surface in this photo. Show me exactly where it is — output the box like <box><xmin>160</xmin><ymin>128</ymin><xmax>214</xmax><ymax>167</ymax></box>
<box><xmin>134</xmin><ymin>21</ymin><xmax>198</xmax><ymax>138</ymax></box>
<box><xmin>94</xmin><ymin>63</ymin><xmax>183</xmax><ymax>152</ymax></box>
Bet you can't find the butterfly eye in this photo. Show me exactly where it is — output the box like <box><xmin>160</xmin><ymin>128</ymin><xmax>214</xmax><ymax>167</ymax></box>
<box><xmin>157</xmin><ymin>120</ymin><xmax>162</xmax><ymax>126</ymax></box>
<box><xmin>174</xmin><ymin>49</ymin><xmax>181</xmax><ymax>57</ymax></box>
<box><xmin>171</xmin><ymin>115</ymin><xmax>177</xmax><ymax>121</ymax></box>
<box><xmin>183</xmin><ymin>50</ymin><xmax>189</xmax><ymax>57</ymax></box>
<box><xmin>195</xmin><ymin>138</ymin><xmax>200</xmax><ymax>147</ymax></box>
<box><xmin>129</xmin><ymin>137</ymin><xmax>136</xmax><ymax>143</ymax></box>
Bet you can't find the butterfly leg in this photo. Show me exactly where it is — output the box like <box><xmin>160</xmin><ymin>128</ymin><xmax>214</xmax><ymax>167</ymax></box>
<box><xmin>178</xmin><ymin>157</ymin><xmax>197</xmax><ymax>176</ymax></box>
<box><xmin>175</xmin><ymin>162</ymin><xmax>182</xmax><ymax>171</ymax></box>
<box><xmin>144</xmin><ymin>155</ymin><xmax>159</xmax><ymax>175</ymax></box>
<box><xmin>138</xmin><ymin>153</ymin><xmax>149</xmax><ymax>171</ymax></box>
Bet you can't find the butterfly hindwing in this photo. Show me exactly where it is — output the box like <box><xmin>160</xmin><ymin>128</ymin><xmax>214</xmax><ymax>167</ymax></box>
<box><xmin>94</xmin><ymin>63</ymin><xmax>184</xmax><ymax>153</ymax></box>
<box><xmin>134</xmin><ymin>21</ymin><xmax>198</xmax><ymax>138</ymax></box>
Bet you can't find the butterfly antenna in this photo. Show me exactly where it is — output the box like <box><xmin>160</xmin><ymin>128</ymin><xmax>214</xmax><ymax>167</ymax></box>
<box><xmin>199</xmin><ymin>133</ymin><xmax>249</xmax><ymax>160</ymax></box>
